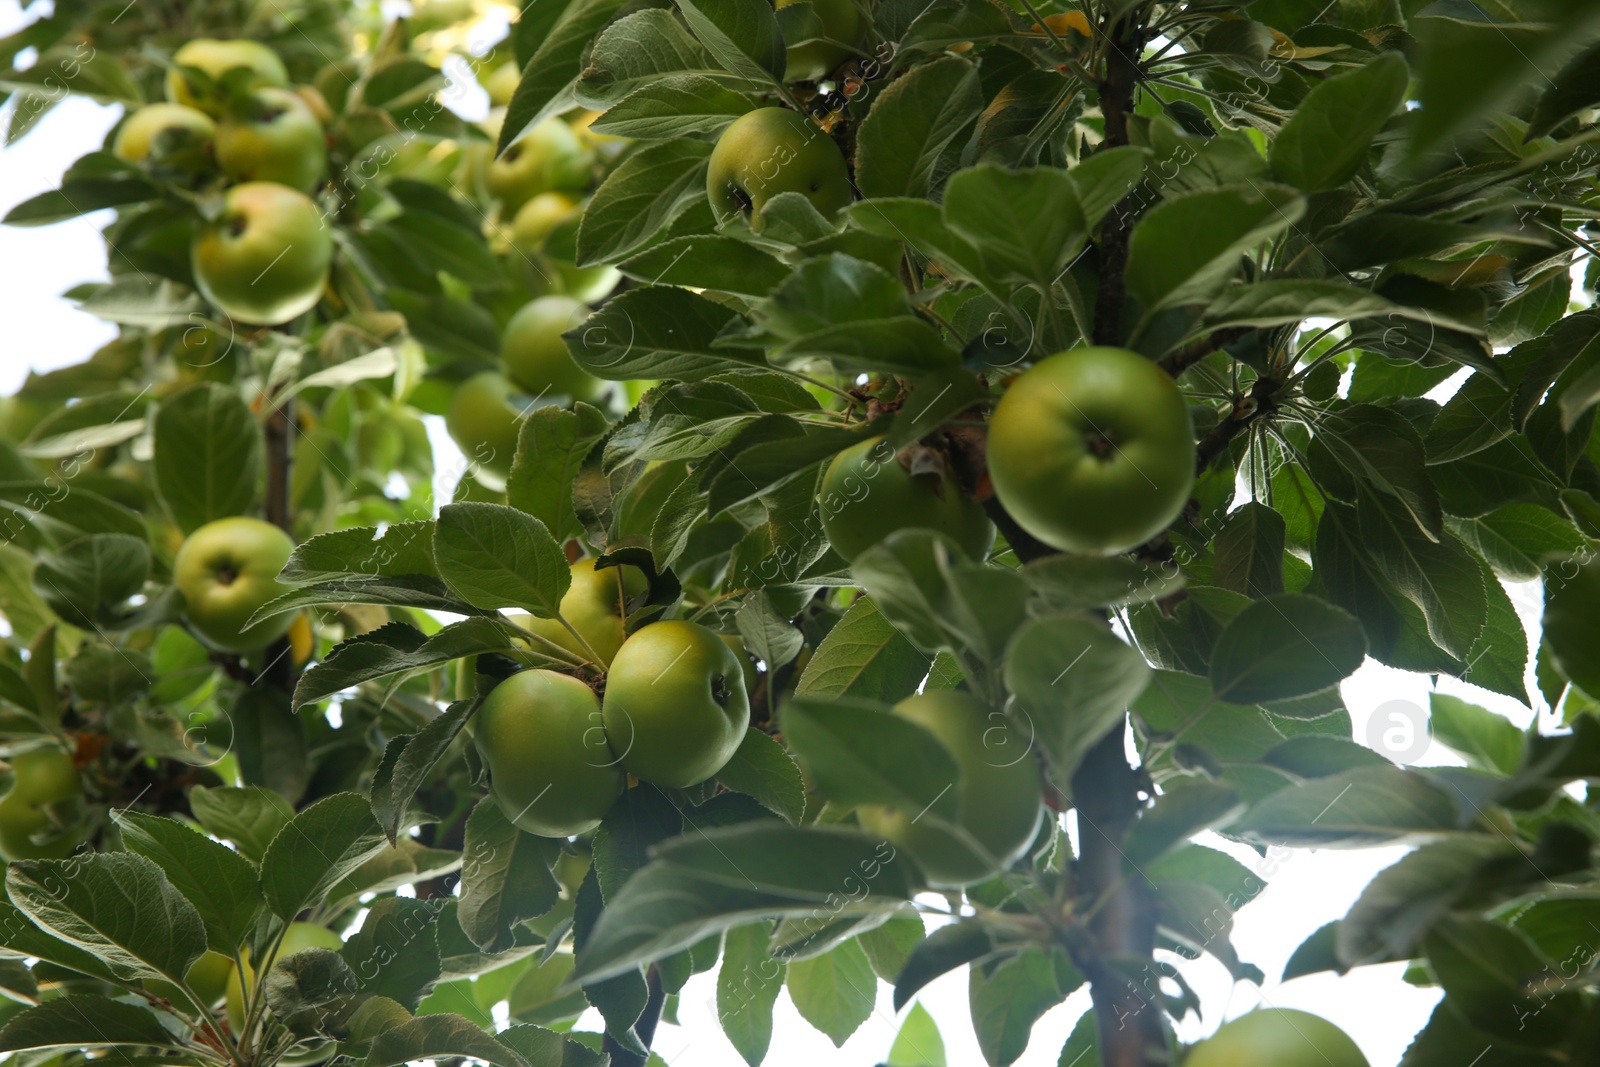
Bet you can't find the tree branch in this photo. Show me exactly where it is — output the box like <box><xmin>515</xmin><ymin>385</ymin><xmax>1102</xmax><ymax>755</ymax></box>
<box><xmin>1194</xmin><ymin>375</ymin><xmax>1281</xmax><ymax>474</ymax></box>
<box><xmin>1157</xmin><ymin>327</ymin><xmax>1252</xmax><ymax>378</ymax></box>
<box><xmin>1090</xmin><ymin>14</ymin><xmax>1148</xmax><ymax>347</ymax></box>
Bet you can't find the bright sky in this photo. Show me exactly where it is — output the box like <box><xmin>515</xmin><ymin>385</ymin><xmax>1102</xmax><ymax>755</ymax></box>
<box><xmin>1</xmin><ymin>1</ymin><xmax>1571</xmax><ymax>1063</ymax></box>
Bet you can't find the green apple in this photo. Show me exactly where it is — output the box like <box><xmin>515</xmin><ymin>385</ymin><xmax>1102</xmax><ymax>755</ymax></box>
<box><xmin>856</xmin><ymin>691</ymin><xmax>1043</xmax><ymax>888</ymax></box>
<box><xmin>777</xmin><ymin>0</ymin><xmax>866</xmax><ymax>82</ymax></box>
<box><xmin>146</xmin><ymin>949</ymin><xmax>233</xmax><ymax>1009</ymax></box>
<box><xmin>225</xmin><ymin>922</ymin><xmax>343</xmax><ymax>1032</ymax></box>
<box><xmin>987</xmin><ymin>347</ymin><xmax>1195</xmax><ymax>555</ymax></box>
<box><xmin>0</xmin><ymin>746</ymin><xmax>84</xmax><ymax>862</ymax></box>
<box><xmin>167</xmin><ymin>39</ymin><xmax>289</xmax><ymax>115</ymax></box>
<box><xmin>820</xmin><ymin>436</ymin><xmax>994</xmax><ymax>561</ymax></box>
<box><xmin>444</xmin><ymin>370</ymin><xmax>525</xmax><ymax>480</ymax></box>
<box><xmin>486</xmin><ymin>119</ymin><xmax>594</xmax><ymax>213</ymax></box>
<box><xmin>113</xmin><ymin>103</ymin><xmax>215</xmax><ymax>169</ymax></box>
<box><xmin>215</xmin><ymin>86</ymin><xmax>327</xmax><ymax>191</ymax></box>
<box><xmin>172</xmin><ymin>516</ymin><xmax>296</xmax><ymax>653</ymax></box>
<box><xmin>517</xmin><ymin>559</ymin><xmax>649</xmax><ymax>666</ymax></box>
<box><xmin>474</xmin><ymin>669</ymin><xmax>624</xmax><ymax>837</ymax></box>
<box><xmin>509</xmin><ymin>191</ymin><xmax>578</xmax><ymax>254</ymax></box>
<box><xmin>191</xmin><ymin>181</ymin><xmax>332</xmax><ymax>325</ymax></box>
<box><xmin>602</xmin><ymin>620</ymin><xmax>751</xmax><ymax>788</ymax></box>
<box><xmin>501</xmin><ymin>296</ymin><xmax>599</xmax><ymax>401</ymax></box>
<box><xmin>1185</xmin><ymin>1009</ymin><xmax>1368</xmax><ymax>1067</ymax></box>
<box><xmin>483</xmin><ymin>61</ymin><xmax>522</xmax><ymax>108</ymax></box>
<box><xmin>707</xmin><ymin>108</ymin><xmax>853</xmax><ymax>231</ymax></box>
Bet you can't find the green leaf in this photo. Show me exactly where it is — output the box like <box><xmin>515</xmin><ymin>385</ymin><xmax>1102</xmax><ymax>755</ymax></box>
<box><xmin>576</xmin><ymin>141</ymin><xmax>711</xmax><ymax>266</ymax></box>
<box><xmin>1542</xmin><ymin>556</ymin><xmax>1600</xmax><ymax>700</ymax></box>
<box><xmin>781</xmin><ymin>696</ymin><xmax>961</xmax><ymax>821</ymax></box>
<box><xmin>1066</xmin><ymin>145</ymin><xmax>1150</xmax><ymax>231</ymax></box>
<box><xmin>1004</xmin><ymin>617</ymin><xmax>1150</xmax><ymax>785</ymax></box>
<box><xmin>113</xmin><ymin>811</ymin><xmax>263</xmax><ymax>956</ymax></box>
<box><xmin>1213</xmin><ymin>502</ymin><xmax>1286</xmax><ymax>599</ymax></box>
<box><xmin>676</xmin><ymin>0</ymin><xmax>786</xmax><ymax>84</ymax></box>
<box><xmin>371</xmin><ymin>697</ymin><xmax>481</xmax><ymax>841</ymax></box>
<box><xmin>1270</xmin><ymin>51</ymin><xmax>1408</xmax><ymax>192</ymax></box>
<box><xmin>150</xmin><ymin>383</ymin><xmax>263</xmax><ymax>533</ymax></box>
<box><xmin>499</xmin><ymin>0</ymin><xmax>631</xmax><ymax>152</ymax></box>
<box><xmin>942</xmin><ymin>165</ymin><xmax>1086</xmax><ymax>288</ymax></box>
<box><xmin>717</xmin><ymin>922</ymin><xmax>786</xmax><ymax>1067</ymax></box>
<box><xmin>566</xmin><ymin>285</ymin><xmax>762</xmax><ymax>380</ymax></box>
<box><xmin>1124</xmin><ymin>781</ymin><xmax>1243</xmax><ymax>867</ymax></box>
<box><xmin>433</xmin><ymin>502</ymin><xmax>570</xmax><ymax>615</ymax></box>
<box><xmin>716</xmin><ymin>727</ymin><xmax>807</xmax><ymax>824</ymax></box>
<box><xmin>1423</xmin><ymin>915</ymin><xmax>1584</xmax><ymax>1046</ymax></box>
<box><xmin>618</xmin><ymin>235</ymin><xmax>790</xmax><ymax>297</ymax></box>
<box><xmin>893</xmin><ymin>921</ymin><xmax>994</xmax><ymax>1012</ymax></box>
<box><xmin>294</xmin><ymin>618</ymin><xmax>526</xmax><ymax>709</ymax></box>
<box><xmin>1232</xmin><ymin>765</ymin><xmax>1459</xmax><ymax>848</ymax></box>
<box><xmin>1202</xmin><ymin>280</ymin><xmax>1398</xmax><ymax>330</ymax></box>
<box><xmin>855</xmin><ymin>57</ymin><xmax>982</xmax><ymax>200</ymax></box>
<box><xmin>342</xmin><ymin>896</ymin><xmax>442</xmax><ymax>1008</ymax></box>
<box><xmin>7</xmin><ymin>853</ymin><xmax>206</xmax><ymax>982</ymax></box>
<box><xmin>1208</xmin><ymin>593</ymin><xmax>1366</xmax><ymax>703</ymax></box>
<box><xmin>0</xmin><ymin>997</ymin><xmax>180</xmax><ymax>1051</ymax></box>
<box><xmin>889</xmin><ymin>1001</ymin><xmax>947</xmax><ymax>1067</ymax></box>
<box><xmin>249</xmin><ymin>574</ymin><xmax>490</xmax><ymax>623</ymax></box>
<box><xmin>32</xmin><ymin>533</ymin><xmax>149</xmax><ymax>628</ymax></box>
<box><xmin>281</xmin><ymin>521</ymin><xmax>437</xmax><ymax>582</ymax></box>
<box><xmin>188</xmin><ymin>784</ymin><xmax>294</xmax><ymax>864</ymax></box>
<box><xmin>1428</xmin><ymin>693</ymin><xmax>1523</xmax><ymax>774</ymax></box>
<box><xmin>858</xmin><ymin>911</ymin><xmax>925</xmax><ymax>983</ymax></box>
<box><xmin>1124</xmin><ymin>185</ymin><xmax>1303</xmax><ymax>315</ymax></box>
<box><xmin>457</xmin><ymin>797</ymin><xmax>561</xmax><ymax>953</ymax></box>
<box><xmin>796</xmin><ymin>596</ymin><xmax>935</xmax><ymax>703</ymax></box>
<box><xmin>575</xmin><ymin>9</ymin><xmax>729</xmax><ymax>109</ymax></box>
<box><xmin>1528</xmin><ymin>37</ymin><xmax>1600</xmax><ymax>139</ymax></box>
<box><xmin>1337</xmin><ymin>837</ymin><xmax>1517</xmax><ymax>966</ymax></box>
<box><xmin>1154</xmin><ymin>881</ymin><xmax>1261</xmax><ymax>983</ymax></box>
<box><xmin>593</xmin><ymin>74</ymin><xmax>755</xmax><ymax>138</ymax></box>
<box><xmin>2</xmin><ymin>176</ymin><xmax>156</xmax><ymax>226</ymax></box>
<box><xmin>969</xmin><ymin>947</ymin><xmax>1076</xmax><ymax>1066</ymax></box>
<box><xmin>365</xmin><ymin>1012</ymin><xmax>528</xmax><ymax>1067</ymax></box>
<box><xmin>508</xmin><ymin>403</ymin><xmax>611</xmax><ymax>545</ymax></box>
<box><xmin>1020</xmin><ymin>553</ymin><xmax>1184</xmax><ymax>612</ymax></box>
<box><xmin>758</xmin><ymin>254</ymin><xmax>912</xmax><ymax>338</ymax></box>
<box><xmin>1408</xmin><ymin>7</ymin><xmax>1600</xmax><ymax>160</ymax></box>
<box><xmin>787</xmin><ymin>939</ymin><xmax>877</xmax><ymax>1046</ymax></box>
<box><xmin>578</xmin><ymin>825</ymin><xmax>916</xmax><ymax>981</ymax></box>
<box><xmin>1355</xmin><ymin>495</ymin><xmax>1488</xmax><ymax>663</ymax></box>
<box><xmin>260</xmin><ymin>793</ymin><xmax>388</xmax><ymax>920</ymax></box>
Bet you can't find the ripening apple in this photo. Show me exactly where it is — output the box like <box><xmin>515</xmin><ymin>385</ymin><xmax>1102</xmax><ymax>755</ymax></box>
<box><xmin>501</xmin><ymin>296</ymin><xmax>600</xmax><ymax>401</ymax></box>
<box><xmin>113</xmin><ymin>103</ymin><xmax>216</xmax><ymax>170</ymax></box>
<box><xmin>508</xmin><ymin>193</ymin><xmax>622</xmax><ymax>302</ymax></box>
<box><xmin>855</xmin><ymin>692</ymin><xmax>1043</xmax><ymax>887</ymax></box>
<box><xmin>474</xmin><ymin>669</ymin><xmax>624</xmax><ymax>837</ymax></box>
<box><xmin>215</xmin><ymin>86</ymin><xmax>327</xmax><ymax>191</ymax></box>
<box><xmin>987</xmin><ymin>347</ymin><xmax>1195</xmax><ymax>555</ymax></box>
<box><xmin>486</xmin><ymin>119</ymin><xmax>594</xmax><ymax>213</ymax></box>
<box><xmin>191</xmin><ymin>181</ymin><xmax>332</xmax><ymax>325</ymax></box>
<box><xmin>602</xmin><ymin>620</ymin><xmax>751</xmax><ymax>788</ymax></box>
<box><xmin>172</xmin><ymin>516</ymin><xmax>296</xmax><ymax>653</ymax></box>
<box><xmin>1185</xmin><ymin>1009</ymin><xmax>1369</xmax><ymax>1067</ymax></box>
<box><xmin>166</xmin><ymin>39</ymin><xmax>289</xmax><ymax>115</ymax></box>
<box><xmin>0</xmin><ymin>746</ymin><xmax>84</xmax><ymax>861</ymax></box>
<box><xmin>776</xmin><ymin>0</ymin><xmax>866</xmax><ymax>82</ymax></box>
<box><xmin>819</xmin><ymin>436</ymin><xmax>994</xmax><ymax>561</ymax></box>
<box><xmin>514</xmin><ymin>559</ymin><xmax>649</xmax><ymax>666</ymax></box>
<box><xmin>707</xmin><ymin>108</ymin><xmax>853</xmax><ymax>231</ymax></box>
<box><xmin>444</xmin><ymin>371</ymin><xmax>525</xmax><ymax>480</ymax></box>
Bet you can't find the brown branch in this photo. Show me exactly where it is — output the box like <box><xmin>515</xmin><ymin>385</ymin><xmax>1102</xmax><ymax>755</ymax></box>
<box><xmin>1195</xmin><ymin>375</ymin><xmax>1282</xmax><ymax>474</ymax></box>
<box><xmin>1090</xmin><ymin>14</ymin><xmax>1148</xmax><ymax>348</ymax></box>
<box><xmin>1158</xmin><ymin>327</ymin><xmax>1252</xmax><ymax>379</ymax></box>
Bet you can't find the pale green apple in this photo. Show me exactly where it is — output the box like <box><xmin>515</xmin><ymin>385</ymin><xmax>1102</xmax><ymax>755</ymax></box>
<box><xmin>172</xmin><ymin>516</ymin><xmax>296</xmax><ymax>653</ymax></box>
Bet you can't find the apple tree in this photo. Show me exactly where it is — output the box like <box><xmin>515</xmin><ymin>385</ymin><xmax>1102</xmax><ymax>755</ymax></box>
<box><xmin>1</xmin><ymin>0</ymin><xmax>1600</xmax><ymax>1065</ymax></box>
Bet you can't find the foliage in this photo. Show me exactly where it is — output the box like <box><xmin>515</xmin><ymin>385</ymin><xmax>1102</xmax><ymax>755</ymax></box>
<box><xmin>4</xmin><ymin>0</ymin><xmax>1600</xmax><ymax>1065</ymax></box>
